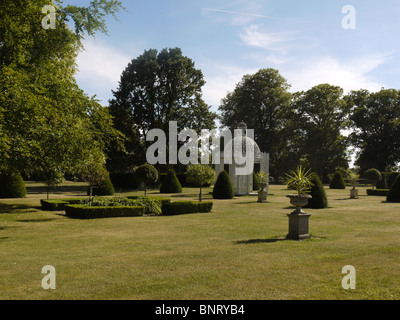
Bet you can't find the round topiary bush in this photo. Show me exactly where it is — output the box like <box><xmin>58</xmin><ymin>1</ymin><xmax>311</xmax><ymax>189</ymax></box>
<box><xmin>91</xmin><ymin>175</ymin><xmax>115</xmax><ymax>196</ymax></box>
<box><xmin>364</xmin><ymin>168</ymin><xmax>382</xmax><ymax>189</ymax></box>
<box><xmin>213</xmin><ymin>171</ymin><xmax>234</xmax><ymax>199</ymax></box>
<box><xmin>160</xmin><ymin>169</ymin><xmax>182</xmax><ymax>194</ymax></box>
<box><xmin>305</xmin><ymin>173</ymin><xmax>328</xmax><ymax>209</ymax></box>
<box><xmin>0</xmin><ymin>172</ymin><xmax>27</xmax><ymax>198</ymax></box>
<box><xmin>330</xmin><ymin>172</ymin><xmax>346</xmax><ymax>189</ymax></box>
<box><xmin>387</xmin><ymin>175</ymin><xmax>400</xmax><ymax>203</ymax></box>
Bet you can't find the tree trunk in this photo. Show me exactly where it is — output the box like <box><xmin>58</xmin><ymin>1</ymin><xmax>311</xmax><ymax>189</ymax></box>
<box><xmin>47</xmin><ymin>185</ymin><xmax>50</xmax><ymax>200</ymax></box>
<box><xmin>89</xmin><ymin>186</ymin><xmax>93</xmax><ymax>207</ymax></box>
<box><xmin>199</xmin><ymin>186</ymin><xmax>202</xmax><ymax>202</ymax></box>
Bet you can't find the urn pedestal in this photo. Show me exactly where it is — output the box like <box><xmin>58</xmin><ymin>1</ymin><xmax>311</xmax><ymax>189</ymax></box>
<box><xmin>257</xmin><ymin>184</ymin><xmax>268</xmax><ymax>203</ymax></box>
<box><xmin>286</xmin><ymin>195</ymin><xmax>312</xmax><ymax>241</ymax></box>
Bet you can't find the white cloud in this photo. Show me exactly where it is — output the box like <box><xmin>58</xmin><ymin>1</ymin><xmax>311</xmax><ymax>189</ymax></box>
<box><xmin>75</xmin><ymin>39</ymin><xmax>134</xmax><ymax>103</ymax></box>
<box><xmin>283</xmin><ymin>54</ymin><xmax>390</xmax><ymax>93</ymax></box>
<box><xmin>239</xmin><ymin>24</ymin><xmax>289</xmax><ymax>52</ymax></box>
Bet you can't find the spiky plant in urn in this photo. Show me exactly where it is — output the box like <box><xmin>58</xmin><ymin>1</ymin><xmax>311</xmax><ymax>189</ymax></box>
<box><xmin>285</xmin><ymin>166</ymin><xmax>314</xmax><ymax>240</ymax></box>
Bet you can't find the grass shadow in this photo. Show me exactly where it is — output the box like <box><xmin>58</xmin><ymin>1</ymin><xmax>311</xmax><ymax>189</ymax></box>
<box><xmin>17</xmin><ymin>218</ymin><xmax>56</xmax><ymax>223</ymax></box>
<box><xmin>0</xmin><ymin>203</ymin><xmax>40</xmax><ymax>214</ymax></box>
<box><xmin>235</xmin><ymin>237</ymin><xmax>287</xmax><ymax>244</ymax></box>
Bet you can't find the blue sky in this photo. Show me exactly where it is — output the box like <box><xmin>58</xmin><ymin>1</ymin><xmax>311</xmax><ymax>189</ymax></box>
<box><xmin>72</xmin><ymin>0</ymin><xmax>400</xmax><ymax>115</ymax></box>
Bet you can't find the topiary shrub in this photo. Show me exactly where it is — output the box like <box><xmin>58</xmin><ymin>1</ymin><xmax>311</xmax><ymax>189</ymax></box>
<box><xmin>90</xmin><ymin>175</ymin><xmax>115</xmax><ymax>196</ymax></box>
<box><xmin>0</xmin><ymin>172</ymin><xmax>27</xmax><ymax>198</ymax></box>
<box><xmin>364</xmin><ymin>168</ymin><xmax>382</xmax><ymax>189</ymax></box>
<box><xmin>213</xmin><ymin>171</ymin><xmax>234</xmax><ymax>199</ymax></box>
<box><xmin>387</xmin><ymin>172</ymin><xmax>400</xmax><ymax>189</ymax></box>
<box><xmin>305</xmin><ymin>173</ymin><xmax>328</xmax><ymax>209</ymax></box>
<box><xmin>160</xmin><ymin>169</ymin><xmax>182</xmax><ymax>194</ymax></box>
<box><xmin>329</xmin><ymin>172</ymin><xmax>346</xmax><ymax>189</ymax></box>
<box><xmin>387</xmin><ymin>175</ymin><xmax>400</xmax><ymax>203</ymax></box>
<box><xmin>376</xmin><ymin>173</ymin><xmax>388</xmax><ymax>189</ymax></box>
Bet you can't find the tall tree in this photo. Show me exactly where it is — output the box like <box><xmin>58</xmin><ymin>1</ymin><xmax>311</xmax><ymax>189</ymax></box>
<box><xmin>288</xmin><ymin>84</ymin><xmax>350</xmax><ymax>180</ymax></box>
<box><xmin>218</xmin><ymin>69</ymin><xmax>292</xmax><ymax>178</ymax></box>
<box><xmin>345</xmin><ymin>89</ymin><xmax>400</xmax><ymax>172</ymax></box>
<box><xmin>0</xmin><ymin>0</ymin><xmax>124</xmax><ymax>177</ymax></box>
<box><xmin>108</xmin><ymin>48</ymin><xmax>217</xmax><ymax>171</ymax></box>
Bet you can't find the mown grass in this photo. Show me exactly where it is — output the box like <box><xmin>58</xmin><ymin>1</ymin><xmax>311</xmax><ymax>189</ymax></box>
<box><xmin>1</xmin><ymin>181</ymin><xmax>400</xmax><ymax>300</ymax></box>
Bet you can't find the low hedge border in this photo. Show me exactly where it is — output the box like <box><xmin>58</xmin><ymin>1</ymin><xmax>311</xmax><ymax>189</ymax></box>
<box><xmin>367</xmin><ymin>189</ymin><xmax>390</xmax><ymax>196</ymax></box>
<box><xmin>41</xmin><ymin>198</ymin><xmax>84</xmax><ymax>211</ymax></box>
<box><xmin>127</xmin><ymin>196</ymin><xmax>171</xmax><ymax>206</ymax></box>
<box><xmin>162</xmin><ymin>201</ymin><xmax>213</xmax><ymax>216</ymax></box>
<box><xmin>65</xmin><ymin>205</ymin><xmax>145</xmax><ymax>219</ymax></box>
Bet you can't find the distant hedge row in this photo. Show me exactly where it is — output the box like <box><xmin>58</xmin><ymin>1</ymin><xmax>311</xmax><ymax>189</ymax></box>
<box><xmin>366</xmin><ymin>189</ymin><xmax>389</xmax><ymax>196</ymax></box>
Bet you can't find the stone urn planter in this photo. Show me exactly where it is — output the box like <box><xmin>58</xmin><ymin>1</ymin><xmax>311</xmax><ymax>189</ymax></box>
<box><xmin>258</xmin><ymin>183</ymin><xmax>268</xmax><ymax>203</ymax></box>
<box><xmin>350</xmin><ymin>187</ymin><xmax>359</xmax><ymax>199</ymax></box>
<box><xmin>286</xmin><ymin>194</ymin><xmax>312</xmax><ymax>240</ymax></box>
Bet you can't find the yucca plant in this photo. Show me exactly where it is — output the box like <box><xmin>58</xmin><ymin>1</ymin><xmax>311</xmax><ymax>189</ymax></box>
<box><xmin>285</xmin><ymin>166</ymin><xmax>314</xmax><ymax>197</ymax></box>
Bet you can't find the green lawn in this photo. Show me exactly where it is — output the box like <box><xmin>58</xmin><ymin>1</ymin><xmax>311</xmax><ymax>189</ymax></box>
<box><xmin>1</xmin><ymin>182</ymin><xmax>400</xmax><ymax>300</ymax></box>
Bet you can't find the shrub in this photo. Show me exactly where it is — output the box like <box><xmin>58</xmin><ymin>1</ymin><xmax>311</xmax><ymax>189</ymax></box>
<box><xmin>160</xmin><ymin>169</ymin><xmax>182</xmax><ymax>194</ymax></box>
<box><xmin>162</xmin><ymin>201</ymin><xmax>213</xmax><ymax>216</ymax></box>
<box><xmin>185</xmin><ymin>165</ymin><xmax>216</xmax><ymax>201</ymax></box>
<box><xmin>329</xmin><ymin>172</ymin><xmax>346</xmax><ymax>189</ymax></box>
<box><xmin>0</xmin><ymin>172</ymin><xmax>27</xmax><ymax>198</ymax></box>
<box><xmin>387</xmin><ymin>175</ymin><xmax>400</xmax><ymax>203</ymax></box>
<box><xmin>305</xmin><ymin>173</ymin><xmax>328</xmax><ymax>209</ymax></box>
<box><xmin>90</xmin><ymin>176</ymin><xmax>115</xmax><ymax>196</ymax></box>
<box><xmin>364</xmin><ymin>169</ymin><xmax>382</xmax><ymax>188</ymax></box>
<box><xmin>367</xmin><ymin>189</ymin><xmax>389</xmax><ymax>196</ymax></box>
<box><xmin>213</xmin><ymin>171</ymin><xmax>234</xmax><ymax>199</ymax></box>
<box><xmin>127</xmin><ymin>196</ymin><xmax>171</xmax><ymax>206</ymax></box>
<box><xmin>65</xmin><ymin>205</ymin><xmax>145</xmax><ymax>219</ymax></box>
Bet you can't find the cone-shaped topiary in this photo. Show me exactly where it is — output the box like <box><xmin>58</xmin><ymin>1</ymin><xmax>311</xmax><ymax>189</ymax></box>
<box><xmin>91</xmin><ymin>175</ymin><xmax>115</xmax><ymax>196</ymax></box>
<box><xmin>160</xmin><ymin>169</ymin><xmax>182</xmax><ymax>194</ymax></box>
<box><xmin>213</xmin><ymin>171</ymin><xmax>234</xmax><ymax>199</ymax></box>
<box><xmin>0</xmin><ymin>172</ymin><xmax>27</xmax><ymax>198</ymax></box>
<box><xmin>387</xmin><ymin>175</ymin><xmax>400</xmax><ymax>203</ymax></box>
<box><xmin>305</xmin><ymin>173</ymin><xmax>328</xmax><ymax>209</ymax></box>
<box><xmin>330</xmin><ymin>172</ymin><xmax>346</xmax><ymax>189</ymax></box>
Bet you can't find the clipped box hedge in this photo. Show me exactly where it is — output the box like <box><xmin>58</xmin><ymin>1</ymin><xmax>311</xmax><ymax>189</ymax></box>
<box><xmin>367</xmin><ymin>189</ymin><xmax>390</xmax><ymax>196</ymax></box>
<box><xmin>65</xmin><ymin>205</ymin><xmax>145</xmax><ymax>219</ymax></box>
<box><xmin>41</xmin><ymin>198</ymin><xmax>84</xmax><ymax>211</ymax></box>
<box><xmin>127</xmin><ymin>196</ymin><xmax>171</xmax><ymax>206</ymax></box>
<box><xmin>162</xmin><ymin>201</ymin><xmax>213</xmax><ymax>216</ymax></box>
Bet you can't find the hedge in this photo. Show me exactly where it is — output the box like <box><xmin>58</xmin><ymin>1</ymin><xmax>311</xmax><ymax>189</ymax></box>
<box><xmin>127</xmin><ymin>196</ymin><xmax>171</xmax><ymax>206</ymax></box>
<box><xmin>65</xmin><ymin>205</ymin><xmax>145</xmax><ymax>219</ymax></box>
<box><xmin>162</xmin><ymin>201</ymin><xmax>213</xmax><ymax>216</ymax></box>
<box><xmin>41</xmin><ymin>198</ymin><xmax>84</xmax><ymax>211</ymax></box>
<box><xmin>367</xmin><ymin>189</ymin><xmax>390</xmax><ymax>196</ymax></box>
